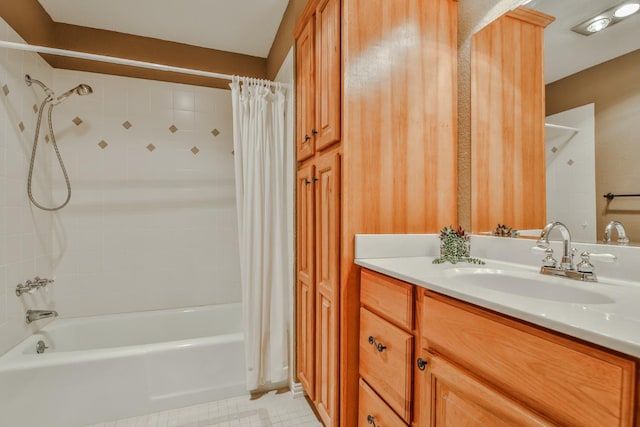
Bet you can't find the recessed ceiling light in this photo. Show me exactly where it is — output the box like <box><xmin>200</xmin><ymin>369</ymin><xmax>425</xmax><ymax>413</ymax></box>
<box><xmin>586</xmin><ymin>17</ymin><xmax>611</xmax><ymax>32</ymax></box>
<box><xmin>614</xmin><ymin>3</ymin><xmax>640</xmax><ymax>17</ymax></box>
<box><xmin>571</xmin><ymin>0</ymin><xmax>639</xmax><ymax>35</ymax></box>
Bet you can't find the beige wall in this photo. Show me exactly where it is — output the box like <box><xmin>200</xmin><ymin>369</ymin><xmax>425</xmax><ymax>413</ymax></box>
<box><xmin>547</xmin><ymin>49</ymin><xmax>640</xmax><ymax>241</ymax></box>
<box><xmin>266</xmin><ymin>0</ymin><xmax>307</xmax><ymax>80</ymax></box>
<box><xmin>0</xmin><ymin>0</ymin><xmax>267</xmax><ymax>89</ymax></box>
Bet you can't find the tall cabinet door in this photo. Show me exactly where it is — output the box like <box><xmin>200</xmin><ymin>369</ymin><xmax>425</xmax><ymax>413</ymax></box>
<box><xmin>296</xmin><ymin>166</ymin><xmax>316</xmax><ymax>399</ymax></box>
<box><xmin>296</xmin><ymin>18</ymin><xmax>316</xmax><ymax>161</ymax></box>
<box><xmin>314</xmin><ymin>153</ymin><xmax>341</xmax><ymax>427</ymax></box>
<box><xmin>314</xmin><ymin>0</ymin><xmax>341</xmax><ymax>151</ymax></box>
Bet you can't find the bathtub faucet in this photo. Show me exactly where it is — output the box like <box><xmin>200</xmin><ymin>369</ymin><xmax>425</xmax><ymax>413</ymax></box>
<box><xmin>26</xmin><ymin>310</ymin><xmax>58</xmax><ymax>324</ymax></box>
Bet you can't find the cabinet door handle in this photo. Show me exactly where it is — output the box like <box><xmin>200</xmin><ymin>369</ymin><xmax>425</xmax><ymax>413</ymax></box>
<box><xmin>417</xmin><ymin>358</ymin><xmax>428</xmax><ymax>371</ymax></box>
<box><xmin>367</xmin><ymin>415</ymin><xmax>380</xmax><ymax>427</ymax></box>
<box><xmin>304</xmin><ymin>134</ymin><xmax>311</xmax><ymax>142</ymax></box>
<box><xmin>304</xmin><ymin>179</ymin><xmax>310</xmax><ymax>185</ymax></box>
<box><xmin>368</xmin><ymin>336</ymin><xmax>387</xmax><ymax>352</ymax></box>
<box><xmin>312</xmin><ymin>128</ymin><xmax>318</xmax><ymax>135</ymax></box>
<box><xmin>312</xmin><ymin>177</ymin><xmax>319</xmax><ymax>183</ymax></box>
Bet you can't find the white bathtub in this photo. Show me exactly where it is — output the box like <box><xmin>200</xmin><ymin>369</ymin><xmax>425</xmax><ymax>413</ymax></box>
<box><xmin>0</xmin><ymin>303</ymin><xmax>246</xmax><ymax>427</ymax></box>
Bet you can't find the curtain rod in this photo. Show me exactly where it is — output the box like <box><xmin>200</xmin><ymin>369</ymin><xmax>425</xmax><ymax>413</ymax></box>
<box><xmin>0</xmin><ymin>40</ymin><xmax>285</xmax><ymax>88</ymax></box>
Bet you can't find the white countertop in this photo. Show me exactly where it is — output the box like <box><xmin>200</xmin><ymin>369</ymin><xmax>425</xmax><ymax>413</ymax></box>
<box><xmin>355</xmin><ymin>234</ymin><xmax>640</xmax><ymax>358</ymax></box>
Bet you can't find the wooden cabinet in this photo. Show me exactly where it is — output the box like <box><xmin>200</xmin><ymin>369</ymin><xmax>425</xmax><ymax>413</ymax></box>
<box><xmin>295</xmin><ymin>151</ymin><xmax>340</xmax><ymax>426</ymax></box>
<box><xmin>314</xmin><ymin>153</ymin><xmax>340</xmax><ymax>426</ymax></box>
<box><xmin>295</xmin><ymin>0</ymin><xmax>340</xmax><ymax>162</ymax></box>
<box><xmin>296</xmin><ymin>19</ymin><xmax>316</xmax><ymax>161</ymax></box>
<box><xmin>295</xmin><ymin>153</ymin><xmax>341</xmax><ymax>425</ymax></box>
<box><xmin>359</xmin><ymin>270</ymin><xmax>415</xmax><ymax>425</ymax></box>
<box><xmin>417</xmin><ymin>291</ymin><xmax>636</xmax><ymax>427</ymax></box>
<box><xmin>295</xmin><ymin>0</ymin><xmax>459</xmax><ymax>425</ymax></box>
<box><xmin>418</xmin><ymin>352</ymin><xmax>553</xmax><ymax>426</ymax></box>
<box><xmin>471</xmin><ymin>7</ymin><xmax>555</xmax><ymax>232</ymax></box>
<box><xmin>358</xmin><ymin>379</ymin><xmax>408</xmax><ymax>427</ymax></box>
<box><xmin>358</xmin><ymin>268</ymin><xmax>638</xmax><ymax>427</ymax></box>
<box><xmin>296</xmin><ymin>166</ymin><xmax>315</xmax><ymax>398</ymax></box>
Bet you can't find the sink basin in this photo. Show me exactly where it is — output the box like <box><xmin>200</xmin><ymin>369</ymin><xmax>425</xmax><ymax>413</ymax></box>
<box><xmin>442</xmin><ymin>268</ymin><xmax>614</xmax><ymax>304</ymax></box>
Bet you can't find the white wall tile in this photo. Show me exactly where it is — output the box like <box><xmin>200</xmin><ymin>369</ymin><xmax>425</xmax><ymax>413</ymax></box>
<box><xmin>0</xmin><ymin>18</ymin><xmax>240</xmax><ymax>355</ymax></box>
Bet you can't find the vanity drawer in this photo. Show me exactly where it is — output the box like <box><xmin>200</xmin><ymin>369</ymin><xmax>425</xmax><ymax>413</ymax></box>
<box><xmin>361</xmin><ymin>269</ymin><xmax>414</xmax><ymax>330</ymax></box>
<box><xmin>420</xmin><ymin>292</ymin><xmax>636</xmax><ymax>427</ymax></box>
<box><xmin>358</xmin><ymin>378</ymin><xmax>408</xmax><ymax>427</ymax></box>
<box><xmin>360</xmin><ymin>307</ymin><xmax>413</xmax><ymax>422</ymax></box>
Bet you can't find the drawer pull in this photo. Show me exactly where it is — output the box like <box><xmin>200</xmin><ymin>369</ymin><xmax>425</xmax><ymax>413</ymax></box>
<box><xmin>368</xmin><ymin>336</ymin><xmax>387</xmax><ymax>352</ymax></box>
<box><xmin>367</xmin><ymin>415</ymin><xmax>380</xmax><ymax>427</ymax></box>
<box><xmin>417</xmin><ymin>358</ymin><xmax>428</xmax><ymax>371</ymax></box>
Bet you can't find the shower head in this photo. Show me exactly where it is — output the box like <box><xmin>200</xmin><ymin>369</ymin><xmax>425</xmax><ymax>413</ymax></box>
<box><xmin>25</xmin><ymin>74</ymin><xmax>93</xmax><ymax>105</ymax></box>
<box><xmin>54</xmin><ymin>83</ymin><xmax>93</xmax><ymax>104</ymax></box>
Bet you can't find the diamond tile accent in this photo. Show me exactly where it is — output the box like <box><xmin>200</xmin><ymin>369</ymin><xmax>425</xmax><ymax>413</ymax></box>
<box><xmin>191</xmin><ymin>146</ymin><xmax>200</xmax><ymax>155</ymax></box>
<box><xmin>211</xmin><ymin>128</ymin><xmax>220</xmax><ymax>137</ymax></box>
<box><xmin>567</xmin><ymin>159</ymin><xmax>575</xmax><ymax>166</ymax></box>
<box><xmin>33</xmin><ymin>104</ymin><xmax>38</xmax><ymax>114</ymax></box>
<box><xmin>98</xmin><ymin>140</ymin><xmax>108</xmax><ymax>149</ymax></box>
<box><xmin>18</xmin><ymin>122</ymin><xmax>25</xmax><ymax>132</ymax></box>
<box><xmin>122</xmin><ymin>120</ymin><xmax>132</xmax><ymax>130</ymax></box>
<box><xmin>44</xmin><ymin>134</ymin><xmax>50</xmax><ymax>143</ymax></box>
<box><xmin>2</xmin><ymin>84</ymin><xmax>9</xmax><ymax>96</ymax></box>
<box><xmin>146</xmin><ymin>143</ymin><xmax>156</xmax><ymax>152</ymax></box>
<box><xmin>169</xmin><ymin>125</ymin><xmax>178</xmax><ymax>133</ymax></box>
<box><xmin>551</xmin><ymin>147</ymin><xmax>558</xmax><ymax>153</ymax></box>
<box><xmin>72</xmin><ymin>116</ymin><xmax>83</xmax><ymax>126</ymax></box>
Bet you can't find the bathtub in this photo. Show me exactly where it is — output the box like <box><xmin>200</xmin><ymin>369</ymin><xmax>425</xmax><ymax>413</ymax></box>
<box><xmin>0</xmin><ymin>303</ymin><xmax>246</xmax><ymax>427</ymax></box>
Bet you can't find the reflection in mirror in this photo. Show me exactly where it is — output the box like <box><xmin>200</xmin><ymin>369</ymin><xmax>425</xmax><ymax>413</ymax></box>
<box><xmin>530</xmin><ymin>0</ymin><xmax>640</xmax><ymax>243</ymax></box>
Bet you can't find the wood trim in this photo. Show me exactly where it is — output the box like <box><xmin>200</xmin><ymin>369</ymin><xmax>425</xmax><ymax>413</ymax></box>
<box><xmin>507</xmin><ymin>7</ymin><xmax>556</xmax><ymax>28</ymax></box>
<box><xmin>294</xmin><ymin>0</ymin><xmax>319</xmax><ymax>39</ymax></box>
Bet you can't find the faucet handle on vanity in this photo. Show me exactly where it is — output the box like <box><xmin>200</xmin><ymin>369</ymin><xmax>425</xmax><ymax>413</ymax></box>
<box><xmin>577</xmin><ymin>252</ymin><xmax>595</xmax><ymax>273</ymax></box>
<box><xmin>542</xmin><ymin>248</ymin><xmax>558</xmax><ymax>268</ymax></box>
<box><xmin>587</xmin><ymin>252</ymin><xmax>617</xmax><ymax>263</ymax></box>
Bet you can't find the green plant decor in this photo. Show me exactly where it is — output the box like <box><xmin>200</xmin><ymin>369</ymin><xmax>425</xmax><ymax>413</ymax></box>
<box><xmin>432</xmin><ymin>226</ymin><xmax>485</xmax><ymax>265</ymax></box>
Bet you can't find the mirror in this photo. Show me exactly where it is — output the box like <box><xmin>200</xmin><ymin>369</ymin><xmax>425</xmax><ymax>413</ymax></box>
<box><xmin>530</xmin><ymin>0</ymin><xmax>640</xmax><ymax>243</ymax></box>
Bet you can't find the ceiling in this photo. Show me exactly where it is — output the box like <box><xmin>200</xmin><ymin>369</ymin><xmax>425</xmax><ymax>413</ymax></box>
<box><xmin>529</xmin><ymin>0</ymin><xmax>640</xmax><ymax>83</ymax></box>
<box><xmin>37</xmin><ymin>0</ymin><xmax>290</xmax><ymax>58</ymax></box>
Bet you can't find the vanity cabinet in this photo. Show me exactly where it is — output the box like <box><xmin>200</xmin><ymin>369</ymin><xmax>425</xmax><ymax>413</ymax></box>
<box><xmin>295</xmin><ymin>0</ymin><xmax>341</xmax><ymax>162</ymax></box>
<box><xmin>359</xmin><ymin>269</ymin><xmax>414</xmax><ymax>425</ymax></box>
<box><xmin>358</xmin><ymin>268</ymin><xmax>638</xmax><ymax>427</ymax></box>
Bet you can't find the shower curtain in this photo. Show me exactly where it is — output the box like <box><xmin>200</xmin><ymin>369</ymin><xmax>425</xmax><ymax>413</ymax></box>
<box><xmin>230</xmin><ymin>77</ymin><xmax>289</xmax><ymax>391</ymax></box>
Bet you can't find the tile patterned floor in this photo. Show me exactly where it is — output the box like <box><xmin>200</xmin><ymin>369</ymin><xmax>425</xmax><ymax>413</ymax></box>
<box><xmin>86</xmin><ymin>390</ymin><xmax>322</xmax><ymax>427</ymax></box>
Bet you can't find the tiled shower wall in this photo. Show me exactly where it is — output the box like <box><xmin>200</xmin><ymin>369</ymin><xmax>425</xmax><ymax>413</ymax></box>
<box><xmin>0</xmin><ymin>17</ymin><xmax>55</xmax><ymax>355</ymax></box>
<box><xmin>49</xmin><ymin>69</ymin><xmax>241</xmax><ymax>317</ymax></box>
<box><xmin>0</xmin><ymin>15</ymin><xmax>241</xmax><ymax>355</ymax></box>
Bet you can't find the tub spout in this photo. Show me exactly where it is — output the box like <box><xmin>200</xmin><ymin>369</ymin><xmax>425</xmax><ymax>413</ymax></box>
<box><xmin>26</xmin><ymin>309</ymin><xmax>58</xmax><ymax>324</ymax></box>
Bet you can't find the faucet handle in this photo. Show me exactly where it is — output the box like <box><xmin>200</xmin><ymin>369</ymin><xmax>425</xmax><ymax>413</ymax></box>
<box><xmin>541</xmin><ymin>248</ymin><xmax>558</xmax><ymax>267</ymax></box>
<box><xmin>577</xmin><ymin>252</ymin><xmax>595</xmax><ymax>273</ymax></box>
<box><xmin>588</xmin><ymin>252</ymin><xmax>617</xmax><ymax>263</ymax></box>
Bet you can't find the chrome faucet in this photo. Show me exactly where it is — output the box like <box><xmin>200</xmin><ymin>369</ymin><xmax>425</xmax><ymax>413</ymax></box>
<box><xmin>26</xmin><ymin>310</ymin><xmax>58</xmax><ymax>324</ymax></box>
<box><xmin>603</xmin><ymin>220</ymin><xmax>629</xmax><ymax>244</ymax></box>
<box><xmin>537</xmin><ymin>221</ymin><xmax>574</xmax><ymax>269</ymax></box>
<box><xmin>536</xmin><ymin>221</ymin><xmax>596</xmax><ymax>282</ymax></box>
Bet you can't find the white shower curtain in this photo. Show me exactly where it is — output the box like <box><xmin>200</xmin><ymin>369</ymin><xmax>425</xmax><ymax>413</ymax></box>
<box><xmin>230</xmin><ymin>77</ymin><xmax>289</xmax><ymax>391</ymax></box>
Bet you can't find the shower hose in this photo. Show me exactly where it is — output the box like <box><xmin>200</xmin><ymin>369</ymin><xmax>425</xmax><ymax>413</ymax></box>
<box><xmin>27</xmin><ymin>99</ymin><xmax>72</xmax><ymax>211</ymax></box>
